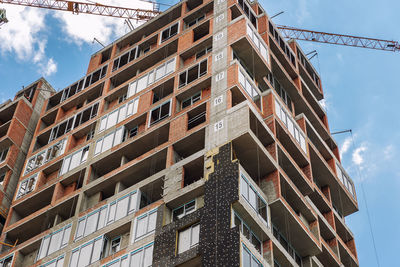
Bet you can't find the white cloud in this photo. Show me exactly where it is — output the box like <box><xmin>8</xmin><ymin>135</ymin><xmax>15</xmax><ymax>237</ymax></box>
<box><xmin>0</xmin><ymin>6</ymin><xmax>46</xmax><ymax>60</ymax></box>
<box><xmin>40</xmin><ymin>58</ymin><xmax>58</xmax><ymax>76</ymax></box>
<box><xmin>340</xmin><ymin>136</ymin><xmax>352</xmax><ymax>158</ymax></box>
<box><xmin>0</xmin><ymin>0</ymin><xmax>154</xmax><ymax>77</ymax></box>
<box><xmin>0</xmin><ymin>6</ymin><xmax>57</xmax><ymax>76</ymax></box>
<box><xmin>52</xmin><ymin>0</ymin><xmax>154</xmax><ymax>46</ymax></box>
<box><xmin>352</xmin><ymin>143</ymin><xmax>368</xmax><ymax>168</ymax></box>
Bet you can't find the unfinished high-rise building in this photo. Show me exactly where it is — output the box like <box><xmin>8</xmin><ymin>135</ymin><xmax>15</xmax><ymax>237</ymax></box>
<box><xmin>0</xmin><ymin>0</ymin><xmax>359</xmax><ymax>266</ymax></box>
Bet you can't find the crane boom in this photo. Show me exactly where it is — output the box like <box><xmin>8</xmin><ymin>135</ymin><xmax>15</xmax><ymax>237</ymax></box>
<box><xmin>0</xmin><ymin>0</ymin><xmax>161</xmax><ymax>21</ymax></box>
<box><xmin>1</xmin><ymin>0</ymin><xmax>399</xmax><ymax>52</ymax></box>
<box><xmin>277</xmin><ymin>25</ymin><xmax>400</xmax><ymax>52</ymax></box>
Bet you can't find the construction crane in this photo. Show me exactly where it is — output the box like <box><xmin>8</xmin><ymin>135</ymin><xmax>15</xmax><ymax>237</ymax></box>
<box><xmin>0</xmin><ymin>0</ymin><xmax>399</xmax><ymax>52</ymax></box>
<box><xmin>0</xmin><ymin>8</ymin><xmax>8</xmax><ymax>26</ymax></box>
<box><xmin>0</xmin><ymin>0</ymin><xmax>161</xmax><ymax>22</ymax></box>
<box><xmin>277</xmin><ymin>25</ymin><xmax>400</xmax><ymax>52</ymax></box>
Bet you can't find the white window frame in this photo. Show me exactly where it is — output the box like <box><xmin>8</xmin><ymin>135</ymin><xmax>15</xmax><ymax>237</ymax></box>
<box><xmin>94</xmin><ymin>127</ymin><xmax>125</xmax><ymax>156</ymax></box>
<box><xmin>69</xmin><ymin>235</ymin><xmax>106</xmax><ymax>267</ymax></box>
<box><xmin>16</xmin><ymin>174</ymin><xmax>38</xmax><ymax>199</ymax></box>
<box><xmin>40</xmin><ymin>254</ymin><xmax>65</xmax><ymax>267</ymax></box>
<box><xmin>148</xmin><ymin>100</ymin><xmax>172</xmax><ymax>127</ymax></box>
<box><xmin>177</xmin><ymin>223</ymin><xmax>200</xmax><ymax>254</ymax></box>
<box><xmin>0</xmin><ymin>147</ymin><xmax>9</xmax><ymax>163</ymax></box>
<box><xmin>75</xmin><ymin>190</ymin><xmax>140</xmax><ymax>241</ymax></box>
<box><xmin>128</xmin><ymin>58</ymin><xmax>176</xmax><ymax>98</ymax></box>
<box><xmin>59</xmin><ymin>145</ymin><xmax>89</xmax><ymax>176</ymax></box>
<box><xmin>241</xmin><ymin>243</ymin><xmax>262</xmax><ymax>267</ymax></box>
<box><xmin>102</xmin><ymin>242</ymin><xmax>154</xmax><ymax>267</ymax></box>
<box><xmin>159</xmin><ymin>22</ymin><xmax>180</xmax><ymax>44</ymax></box>
<box><xmin>172</xmin><ymin>199</ymin><xmax>197</xmax><ymax>221</ymax></box>
<box><xmin>37</xmin><ymin>224</ymin><xmax>71</xmax><ymax>260</ymax></box>
<box><xmin>240</xmin><ymin>173</ymin><xmax>268</xmax><ymax>225</ymax></box>
<box><xmin>132</xmin><ymin>209</ymin><xmax>157</xmax><ymax>243</ymax></box>
<box><xmin>246</xmin><ymin>23</ymin><xmax>269</xmax><ymax>64</ymax></box>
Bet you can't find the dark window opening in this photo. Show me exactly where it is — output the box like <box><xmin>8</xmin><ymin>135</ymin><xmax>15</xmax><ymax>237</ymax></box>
<box><xmin>193</xmin><ymin>22</ymin><xmax>209</xmax><ymax>42</ymax></box>
<box><xmin>101</xmin><ymin>48</ymin><xmax>112</xmax><ymax>64</ymax></box>
<box><xmin>179</xmin><ymin>59</ymin><xmax>208</xmax><ymax>88</ymax></box>
<box><xmin>161</xmin><ymin>23</ymin><xmax>179</xmax><ymax>43</ymax></box>
<box><xmin>150</xmin><ymin>101</ymin><xmax>171</xmax><ymax>125</ymax></box>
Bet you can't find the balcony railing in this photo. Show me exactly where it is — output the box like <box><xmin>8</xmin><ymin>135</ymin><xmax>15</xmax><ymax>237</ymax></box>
<box><xmin>335</xmin><ymin>162</ymin><xmax>356</xmax><ymax>199</ymax></box>
<box><xmin>274</xmin><ymin>97</ymin><xmax>307</xmax><ymax>153</ymax></box>
<box><xmin>246</xmin><ymin>23</ymin><xmax>269</xmax><ymax>65</ymax></box>
<box><xmin>239</xmin><ymin>171</ymin><xmax>268</xmax><ymax>227</ymax></box>
<box><xmin>237</xmin><ymin>64</ymin><xmax>261</xmax><ymax>101</ymax></box>
<box><xmin>273</xmin><ymin>224</ymin><xmax>303</xmax><ymax>266</ymax></box>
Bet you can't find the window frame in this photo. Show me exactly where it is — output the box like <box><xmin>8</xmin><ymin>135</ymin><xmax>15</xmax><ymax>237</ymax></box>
<box><xmin>177</xmin><ymin>223</ymin><xmax>200</xmax><ymax>254</ymax></box>
<box><xmin>149</xmin><ymin>99</ymin><xmax>172</xmax><ymax>126</ymax></box>
<box><xmin>16</xmin><ymin>174</ymin><xmax>38</xmax><ymax>199</ymax></box>
<box><xmin>160</xmin><ymin>22</ymin><xmax>180</xmax><ymax>44</ymax></box>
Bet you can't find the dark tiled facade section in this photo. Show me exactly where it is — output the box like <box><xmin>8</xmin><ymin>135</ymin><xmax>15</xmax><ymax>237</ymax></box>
<box><xmin>200</xmin><ymin>143</ymin><xmax>240</xmax><ymax>267</ymax></box>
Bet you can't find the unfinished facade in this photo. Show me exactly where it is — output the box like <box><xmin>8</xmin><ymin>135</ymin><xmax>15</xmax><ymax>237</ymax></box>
<box><xmin>0</xmin><ymin>0</ymin><xmax>358</xmax><ymax>266</ymax></box>
<box><xmin>0</xmin><ymin>79</ymin><xmax>54</xmax><ymax>239</ymax></box>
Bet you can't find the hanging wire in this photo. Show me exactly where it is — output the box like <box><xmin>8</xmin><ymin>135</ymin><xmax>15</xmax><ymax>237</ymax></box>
<box><xmin>349</xmin><ymin>131</ymin><xmax>381</xmax><ymax>267</ymax></box>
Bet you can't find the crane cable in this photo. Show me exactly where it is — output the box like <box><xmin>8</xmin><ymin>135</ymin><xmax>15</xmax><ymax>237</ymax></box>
<box><xmin>349</xmin><ymin>131</ymin><xmax>380</xmax><ymax>267</ymax></box>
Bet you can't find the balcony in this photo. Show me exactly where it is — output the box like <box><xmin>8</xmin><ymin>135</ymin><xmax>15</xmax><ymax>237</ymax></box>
<box><xmin>273</xmin><ymin>94</ymin><xmax>308</xmax><ymax>158</ymax></box>
<box><xmin>268</xmin><ymin>21</ymin><xmax>297</xmax><ymax>79</ymax></box>
<box><xmin>296</xmin><ymin>45</ymin><xmax>323</xmax><ymax>100</ymax></box>
<box><xmin>309</xmin><ymin>145</ymin><xmax>357</xmax><ymax>216</ymax></box>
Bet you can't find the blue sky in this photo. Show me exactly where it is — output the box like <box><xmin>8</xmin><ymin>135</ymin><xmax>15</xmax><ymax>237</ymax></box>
<box><xmin>0</xmin><ymin>0</ymin><xmax>398</xmax><ymax>265</ymax></box>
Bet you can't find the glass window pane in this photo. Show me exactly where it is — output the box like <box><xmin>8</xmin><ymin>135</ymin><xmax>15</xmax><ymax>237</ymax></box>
<box><xmin>166</xmin><ymin>58</ymin><xmax>176</xmax><ymax>74</ymax></box>
<box><xmin>240</xmin><ymin>176</ymin><xmax>249</xmax><ymax>200</ymax></box>
<box><xmin>115</xmin><ymin>196</ymin><xmax>129</xmax><ymax>220</ymax></box>
<box><xmin>155</xmin><ymin>64</ymin><xmax>165</xmax><ymax>80</ymax></box>
<box><xmin>128</xmin><ymin>81</ymin><xmax>137</xmax><ymax>97</ymax></box>
<box><xmin>56</xmin><ymin>257</ymin><xmax>64</xmax><ymax>267</ymax></box>
<box><xmin>136</xmin><ymin>216</ymin><xmax>147</xmax><ymax>239</ymax></box>
<box><xmin>130</xmin><ymin>250</ymin><xmax>143</xmax><ymax>267</ymax></box>
<box><xmin>121</xmin><ymin>257</ymin><xmax>129</xmax><ymax>267</ymax></box>
<box><xmin>38</xmin><ymin>236</ymin><xmax>50</xmax><ymax>259</ymax></box>
<box><xmin>148</xmin><ymin>212</ymin><xmax>157</xmax><ymax>233</ymax></box>
<box><xmin>118</xmin><ymin>105</ymin><xmax>127</xmax><ymax>123</ymax></box>
<box><xmin>84</xmin><ymin>212</ymin><xmax>99</xmax><ymax>236</ymax></box>
<box><xmin>70</xmin><ymin>250</ymin><xmax>79</xmax><ymax>267</ymax></box>
<box><xmin>178</xmin><ymin>228</ymin><xmax>190</xmax><ymax>253</ymax></box>
<box><xmin>91</xmin><ymin>238</ymin><xmax>103</xmax><ymax>264</ymax></box>
<box><xmin>78</xmin><ymin>242</ymin><xmax>93</xmax><ymax>267</ymax></box>
<box><xmin>242</xmin><ymin>248</ymin><xmax>251</xmax><ymax>267</ymax></box>
<box><xmin>102</xmin><ymin>132</ymin><xmax>114</xmax><ymax>153</ymax></box>
<box><xmin>191</xmin><ymin>224</ymin><xmax>200</xmax><ymax>247</ymax></box>
<box><xmin>137</xmin><ymin>75</ymin><xmax>148</xmax><ymax>93</ymax></box>
<box><xmin>108</xmin><ymin>203</ymin><xmax>116</xmax><ymax>223</ymax></box>
<box><xmin>60</xmin><ymin>156</ymin><xmax>71</xmax><ymax>175</ymax></box>
<box><xmin>48</xmin><ymin>230</ymin><xmax>62</xmax><ymax>255</ymax></box>
<box><xmin>249</xmin><ymin>188</ymin><xmax>257</xmax><ymax>210</ymax></box>
<box><xmin>95</xmin><ymin>139</ymin><xmax>103</xmax><ymax>155</ymax></box>
<box><xmin>128</xmin><ymin>192</ymin><xmax>138</xmax><ymax>214</ymax></box>
<box><xmin>69</xmin><ymin>150</ymin><xmax>83</xmax><ymax>171</ymax></box>
<box><xmin>148</xmin><ymin>70</ymin><xmax>155</xmax><ymax>85</ymax></box>
<box><xmin>107</xmin><ymin>110</ymin><xmax>118</xmax><ymax>129</ymax></box>
<box><xmin>113</xmin><ymin>127</ymin><xmax>124</xmax><ymax>147</ymax></box>
<box><xmin>143</xmin><ymin>245</ymin><xmax>153</xmax><ymax>267</ymax></box>
<box><xmin>76</xmin><ymin>218</ymin><xmax>85</xmax><ymax>239</ymax></box>
<box><xmin>98</xmin><ymin>207</ymin><xmax>107</xmax><ymax>230</ymax></box>
<box><xmin>99</xmin><ymin>116</ymin><xmax>107</xmax><ymax>131</ymax></box>
<box><xmin>62</xmin><ymin>226</ymin><xmax>71</xmax><ymax>247</ymax></box>
<box><xmin>287</xmin><ymin>119</ymin><xmax>294</xmax><ymax>137</ymax></box>
<box><xmin>300</xmin><ymin>134</ymin><xmax>306</xmax><ymax>152</ymax></box>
